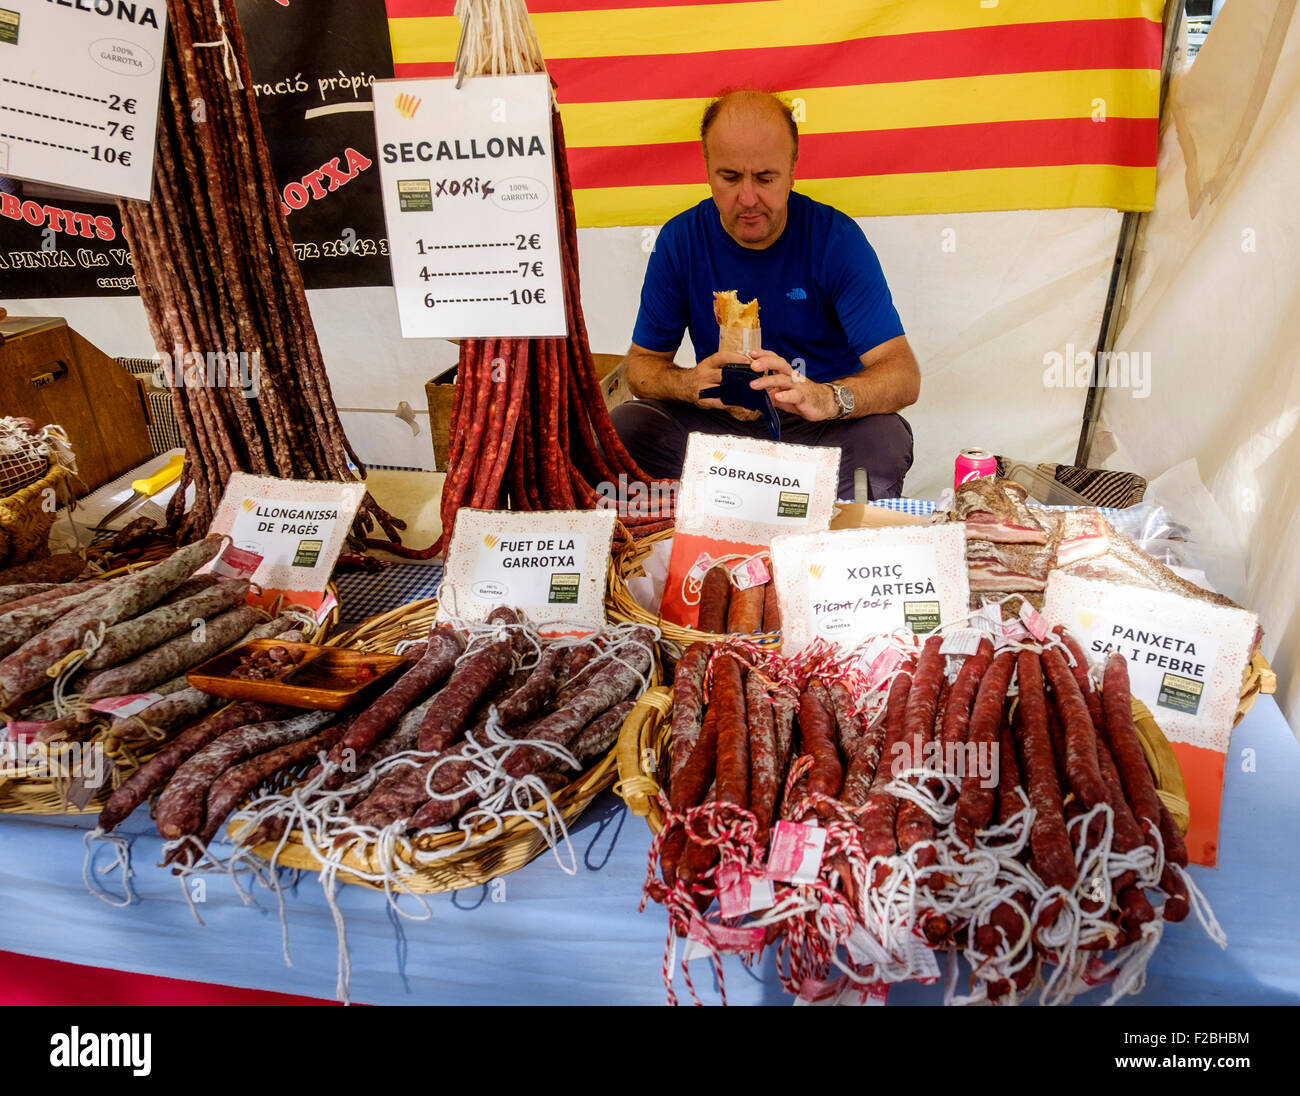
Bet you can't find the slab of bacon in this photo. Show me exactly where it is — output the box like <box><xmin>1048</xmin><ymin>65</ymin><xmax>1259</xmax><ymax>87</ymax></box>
<box><xmin>954</xmin><ymin>478</ymin><xmax>1048</xmax><ymax>544</ymax></box>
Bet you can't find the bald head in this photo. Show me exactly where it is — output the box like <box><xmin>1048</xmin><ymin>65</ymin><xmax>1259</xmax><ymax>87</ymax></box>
<box><xmin>701</xmin><ymin>90</ymin><xmax>798</xmax><ymax>166</ymax></box>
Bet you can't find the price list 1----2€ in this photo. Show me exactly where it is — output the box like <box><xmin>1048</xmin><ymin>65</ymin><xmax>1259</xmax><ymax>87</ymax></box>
<box><xmin>372</xmin><ymin>73</ymin><xmax>567</xmax><ymax>339</ymax></box>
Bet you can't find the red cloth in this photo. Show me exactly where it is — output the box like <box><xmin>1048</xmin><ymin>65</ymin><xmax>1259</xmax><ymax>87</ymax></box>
<box><xmin>0</xmin><ymin>950</ymin><xmax>339</xmax><ymax>1006</ymax></box>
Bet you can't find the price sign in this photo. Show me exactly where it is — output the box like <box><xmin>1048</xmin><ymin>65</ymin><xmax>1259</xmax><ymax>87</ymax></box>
<box><xmin>371</xmin><ymin>72</ymin><xmax>566</xmax><ymax>338</ymax></box>
<box><xmin>0</xmin><ymin>1</ymin><xmax>165</xmax><ymax>200</ymax></box>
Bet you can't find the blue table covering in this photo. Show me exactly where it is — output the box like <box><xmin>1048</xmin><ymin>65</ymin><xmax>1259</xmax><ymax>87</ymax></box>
<box><xmin>0</xmin><ymin>694</ymin><xmax>1295</xmax><ymax>1006</ymax></box>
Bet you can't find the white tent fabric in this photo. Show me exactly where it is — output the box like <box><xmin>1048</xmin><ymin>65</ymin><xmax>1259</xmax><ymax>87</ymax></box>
<box><xmin>1104</xmin><ymin>0</ymin><xmax>1299</xmax><ymax>731</ymax></box>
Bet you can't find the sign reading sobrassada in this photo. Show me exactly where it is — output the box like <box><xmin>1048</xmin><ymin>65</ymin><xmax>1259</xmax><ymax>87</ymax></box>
<box><xmin>1041</xmin><ymin>571</ymin><xmax>1260</xmax><ymax>868</ymax></box>
<box><xmin>771</xmin><ymin>525</ymin><xmax>970</xmax><ymax>653</ymax></box>
<box><xmin>207</xmin><ymin>473</ymin><xmax>365</xmax><ymax>617</ymax></box>
<box><xmin>371</xmin><ymin>72</ymin><xmax>566</xmax><ymax>338</ymax></box>
<box><xmin>439</xmin><ymin>508</ymin><xmax>617</xmax><ymax>634</ymax></box>
<box><xmin>660</xmin><ymin>433</ymin><xmax>841</xmax><ymax>628</ymax></box>
<box><xmin>0</xmin><ymin>0</ymin><xmax>166</xmax><ymax>201</ymax></box>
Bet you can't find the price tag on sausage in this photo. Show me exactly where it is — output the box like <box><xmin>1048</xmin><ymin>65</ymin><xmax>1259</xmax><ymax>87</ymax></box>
<box><xmin>771</xmin><ymin>525</ymin><xmax>970</xmax><ymax>655</ymax></box>
<box><xmin>729</xmin><ymin>555</ymin><xmax>770</xmax><ymax>590</ymax></box>
<box><xmin>717</xmin><ymin>864</ymin><xmax>775</xmax><ymax>919</ymax></box>
<box><xmin>371</xmin><ymin>72</ymin><xmax>566</xmax><ymax>338</ymax></box>
<box><xmin>1018</xmin><ymin>600</ymin><xmax>1049</xmax><ymax>641</ymax></box>
<box><xmin>88</xmin><ymin>693</ymin><xmax>162</xmax><ymax>718</ymax></box>
<box><xmin>681</xmin><ymin>917</ymin><xmax>766</xmax><ymax>960</ymax></box>
<box><xmin>764</xmin><ymin>820</ymin><xmax>827</xmax><ymax>885</ymax></box>
<box><xmin>0</xmin><ymin>0</ymin><xmax>166</xmax><ymax>200</ymax></box>
<box><xmin>439</xmin><ymin>507</ymin><xmax>617</xmax><ymax>634</ymax></box>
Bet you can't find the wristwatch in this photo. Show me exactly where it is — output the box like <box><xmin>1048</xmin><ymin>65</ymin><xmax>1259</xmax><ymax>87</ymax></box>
<box><xmin>828</xmin><ymin>382</ymin><xmax>855</xmax><ymax>419</ymax></box>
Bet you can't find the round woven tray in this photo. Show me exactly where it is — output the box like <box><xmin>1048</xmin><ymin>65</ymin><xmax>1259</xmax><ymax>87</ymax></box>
<box><xmin>0</xmin><ymin>583</ymin><xmax>337</xmax><ymax>816</ymax></box>
<box><xmin>605</xmin><ymin>527</ymin><xmax>780</xmax><ymax>654</ymax></box>
<box><xmin>227</xmin><ymin>599</ymin><xmax>659</xmax><ymax>894</ymax></box>
<box><xmin>615</xmin><ymin>688</ymin><xmax>1190</xmax><ymax>838</ymax></box>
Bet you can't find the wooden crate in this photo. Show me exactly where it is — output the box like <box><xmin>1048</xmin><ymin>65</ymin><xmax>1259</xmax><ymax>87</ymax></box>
<box><xmin>0</xmin><ymin>317</ymin><xmax>153</xmax><ymax>495</ymax></box>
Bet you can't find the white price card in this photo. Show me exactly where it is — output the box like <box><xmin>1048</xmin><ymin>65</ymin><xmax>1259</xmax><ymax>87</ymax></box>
<box><xmin>207</xmin><ymin>473</ymin><xmax>366</xmax><ymax>616</ymax></box>
<box><xmin>771</xmin><ymin>524</ymin><xmax>970</xmax><ymax>654</ymax></box>
<box><xmin>371</xmin><ymin>72</ymin><xmax>566</xmax><ymax>338</ymax></box>
<box><xmin>0</xmin><ymin>0</ymin><xmax>166</xmax><ymax>200</ymax></box>
<box><xmin>439</xmin><ymin>507</ymin><xmax>617</xmax><ymax>634</ymax></box>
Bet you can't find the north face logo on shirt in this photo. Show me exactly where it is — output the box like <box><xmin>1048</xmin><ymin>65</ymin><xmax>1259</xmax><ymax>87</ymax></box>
<box><xmin>786</xmin><ymin>288</ymin><xmax>807</xmax><ymax>300</ymax></box>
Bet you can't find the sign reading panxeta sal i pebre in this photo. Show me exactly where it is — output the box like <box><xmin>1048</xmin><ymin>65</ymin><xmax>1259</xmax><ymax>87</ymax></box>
<box><xmin>0</xmin><ymin>0</ymin><xmax>166</xmax><ymax>201</ymax></box>
<box><xmin>371</xmin><ymin>72</ymin><xmax>567</xmax><ymax>338</ymax></box>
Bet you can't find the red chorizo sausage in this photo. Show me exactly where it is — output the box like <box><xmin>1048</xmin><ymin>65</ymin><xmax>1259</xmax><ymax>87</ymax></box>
<box><xmin>762</xmin><ymin>578</ymin><xmax>780</xmax><ymax>634</ymax></box>
<box><xmin>1012</xmin><ymin>651</ymin><xmax>1078</xmax><ymax>890</ymax></box>
<box><xmin>1041</xmin><ymin>647</ymin><xmax>1109</xmax><ymax>810</ymax></box>
<box><xmin>1100</xmin><ymin>652</ymin><xmax>1163</xmax><ymax>850</ymax></box>
<box><xmin>725</xmin><ymin>583</ymin><xmax>765</xmax><ymax>635</ymax></box>
<box><xmin>952</xmin><ymin>651</ymin><xmax>1016</xmax><ymax>847</ymax></box>
<box><xmin>800</xmin><ymin>679</ymin><xmax>842</xmax><ymax>802</ymax></box>
<box><xmin>666</xmin><ymin>642</ymin><xmax>710</xmax><ymax>795</ymax></box>
<box><xmin>696</xmin><ymin>565</ymin><xmax>731</xmax><ymax>634</ymax></box>
<box><xmin>858</xmin><ymin>667</ymin><xmax>913</xmax><ymax>860</ymax></box>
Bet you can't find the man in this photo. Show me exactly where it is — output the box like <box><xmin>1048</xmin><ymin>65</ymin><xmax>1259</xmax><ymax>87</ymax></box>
<box><xmin>610</xmin><ymin>90</ymin><xmax>920</xmax><ymax>501</ymax></box>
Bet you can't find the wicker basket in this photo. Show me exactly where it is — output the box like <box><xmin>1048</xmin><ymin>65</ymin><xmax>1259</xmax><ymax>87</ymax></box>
<box><xmin>606</xmin><ymin>527</ymin><xmax>780</xmax><ymax>656</ymax></box>
<box><xmin>226</xmin><ymin>598</ymin><xmax>660</xmax><ymax>894</ymax></box>
<box><xmin>0</xmin><ymin>584</ymin><xmax>337</xmax><ymax>816</ymax></box>
<box><xmin>0</xmin><ymin>458</ymin><xmax>71</xmax><ymax>570</ymax></box>
<box><xmin>616</xmin><ymin>688</ymin><xmax>1191</xmax><ymax>838</ymax></box>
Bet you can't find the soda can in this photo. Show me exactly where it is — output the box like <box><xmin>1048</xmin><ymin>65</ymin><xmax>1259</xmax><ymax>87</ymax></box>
<box><xmin>955</xmin><ymin>447</ymin><xmax>997</xmax><ymax>493</ymax></box>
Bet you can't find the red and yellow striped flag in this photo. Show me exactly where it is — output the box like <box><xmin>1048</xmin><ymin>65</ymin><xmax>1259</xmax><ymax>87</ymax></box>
<box><xmin>385</xmin><ymin>0</ymin><xmax>1163</xmax><ymax>226</ymax></box>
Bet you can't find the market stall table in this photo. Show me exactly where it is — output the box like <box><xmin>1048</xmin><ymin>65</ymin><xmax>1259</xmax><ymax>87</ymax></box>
<box><xmin>0</xmin><ymin>693</ymin><xmax>1295</xmax><ymax>1006</ymax></box>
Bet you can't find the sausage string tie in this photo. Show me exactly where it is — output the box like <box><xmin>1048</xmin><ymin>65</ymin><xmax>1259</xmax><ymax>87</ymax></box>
<box><xmin>1174</xmin><ymin>865</ymin><xmax>1227</xmax><ymax>948</ymax></box>
<box><xmin>193</xmin><ymin>0</ymin><xmax>243</xmax><ymax>89</ymax></box>
<box><xmin>81</xmin><ymin>827</ymin><xmax>136</xmax><ymax>908</ymax></box>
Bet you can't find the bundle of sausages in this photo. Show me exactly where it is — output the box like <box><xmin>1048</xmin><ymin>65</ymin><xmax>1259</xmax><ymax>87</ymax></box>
<box><xmin>645</xmin><ymin>624</ymin><xmax>1215</xmax><ymax>1006</ymax></box>
<box><xmin>98</xmin><ymin>609</ymin><xmax>656</xmax><ymax>869</ymax></box>
<box><xmin>0</xmin><ymin>536</ymin><xmax>310</xmax><ymax>748</ymax></box>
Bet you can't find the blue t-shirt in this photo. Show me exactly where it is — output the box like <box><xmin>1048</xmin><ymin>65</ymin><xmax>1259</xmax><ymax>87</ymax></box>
<box><xmin>631</xmin><ymin>191</ymin><xmax>904</xmax><ymax>384</ymax></box>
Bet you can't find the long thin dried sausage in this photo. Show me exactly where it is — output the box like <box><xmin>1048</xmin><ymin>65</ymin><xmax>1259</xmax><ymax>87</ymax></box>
<box><xmin>938</xmin><ymin>638</ymin><xmax>995</xmax><ymax>775</ymax></box>
<box><xmin>0</xmin><ymin>535</ymin><xmax>224</xmax><ymax>699</ymax></box>
<box><xmin>1053</xmin><ymin>626</ymin><xmax>1105</xmax><ymax>730</ymax></box>
<box><xmin>1010</xmin><ymin>652</ymin><xmax>1077</xmax><ymax>890</ymax></box>
<box><xmin>501</xmin><ymin>627</ymin><xmax>653</xmax><ymax>778</ymax></box>
<box><xmin>200</xmin><ymin>721</ymin><xmax>351</xmax><ymax>847</ymax></box>
<box><xmin>77</xmin><ymin>605</ymin><xmax>266</xmax><ymax>700</ymax></box>
<box><xmin>81</xmin><ymin>579</ymin><xmax>251</xmax><ymax>671</ymax></box>
<box><xmin>712</xmin><ymin>656</ymin><xmax>749</xmax><ymax>807</ymax></box>
<box><xmin>801</xmin><ymin>679</ymin><xmax>842</xmax><ymax>801</ymax></box>
<box><xmin>339</xmin><ymin>623</ymin><xmax>464</xmax><ymax>757</ymax></box>
<box><xmin>827</xmin><ymin>679</ymin><xmax>865</xmax><ymax>762</ymax></box>
<box><xmin>746</xmin><ymin>673</ymin><xmax>779</xmax><ymax>845</ymax></box>
<box><xmin>97</xmin><ymin>701</ymin><xmax>285</xmax><ymax>831</ymax></box>
<box><xmin>859</xmin><ymin>668</ymin><xmax>913</xmax><ymax>860</ymax></box>
<box><xmin>762</xmin><ymin>579</ymin><xmax>780</xmax><ymax>634</ymax></box>
<box><xmin>952</xmin><ymin>650</ymin><xmax>1017</xmax><ymax>847</ymax></box>
<box><xmin>416</xmin><ymin>609</ymin><xmax>520</xmax><ymax>752</ymax></box>
<box><xmin>1041</xmin><ymin>647</ymin><xmax>1108</xmax><ymax>810</ymax></box>
<box><xmin>567</xmin><ymin>698</ymin><xmax>636</xmax><ymax>767</ymax></box>
<box><xmin>496</xmin><ymin>643</ymin><xmax>570</xmax><ymax>728</ymax></box>
<box><xmin>156</xmin><ymin>709</ymin><xmax>336</xmax><ymax>839</ymax></box>
<box><xmin>1099</xmin><ymin>652</ymin><xmax>1162</xmax><ymax>848</ymax></box>
<box><xmin>666</xmin><ymin>642</ymin><xmax>710</xmax><ymax>795</ymax></box>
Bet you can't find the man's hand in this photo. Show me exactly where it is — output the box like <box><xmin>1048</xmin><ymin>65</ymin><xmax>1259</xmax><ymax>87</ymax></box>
<box><xmin>745</xmin><ymin>349</ymin><xmax>838</xmax><ymax>421</ymax></box>
<box><xmin>692</xmin><ymin>348</ymin><xmax>759</xmax><ymax>412</ymax></box>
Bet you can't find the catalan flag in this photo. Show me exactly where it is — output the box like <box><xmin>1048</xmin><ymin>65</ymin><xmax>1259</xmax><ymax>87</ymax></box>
<box><xmin>384</xmin><ymin>1</ymin><xmax>1164</xmax><ymax>226</ymax></box>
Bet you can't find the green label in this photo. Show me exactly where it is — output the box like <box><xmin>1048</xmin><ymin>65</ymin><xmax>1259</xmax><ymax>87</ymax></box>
<box><xmin>776</xmin><ymin>490</ymin><xmax>809</xmax><ymax>519</ymax></box>
<box><xmin>904</xmin><ymin>600</ymin><xmax>941</xmax><ymax>635</ymax></box>
<box><xmin>548</xmin><ymin>572</ymin><xmax>580</xmax><ymax>604</ymax></box>
<box><xmin>292</xmin><ymin>539</ymin><xmax>323</xmax><ymax>568</ymax></box>
<box><xmin>398</xmin><ymin>179</ymin><xmax>432</xmax><ymax>212</ymax></box>
<box><xmin>1157</xmin><ymin>672</ymin><xmax>1203</xmax><ymax>715</ymax></box>
<box><xmin>0</xmin><ymin>9</ymin><xmax>19</xmax><ymax>46</ymax></box>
